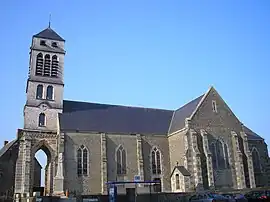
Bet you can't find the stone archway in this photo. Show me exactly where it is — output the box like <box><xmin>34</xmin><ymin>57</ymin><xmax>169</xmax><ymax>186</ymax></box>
<box><xmin>31</xmin><ymin>140</ymin><xmax>56</xmax><ymax>195</ymax></box>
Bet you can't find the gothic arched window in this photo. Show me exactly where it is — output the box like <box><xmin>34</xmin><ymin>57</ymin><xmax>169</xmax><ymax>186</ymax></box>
<box><xmin>224</xmin><ymin>143</ymin><xmax>229</xmax><ymax>168</ymax></box>
<box><xmin>216</xmin><ymin>140</ymin><xmax>225</xmax><ymax>168</ymax></box>
<box><xmin>44</xmin><ymin>54</ymin><xmax>51</xmax><ymax>77</ymax></box>
<box><xmin>46</xmin><ymin>86</ymin><xmax>53</xmax><ymax>100</ymax></box>
<box><xmin>38</xmin><ymin>113</ymin><xmax>45</xmax><ymax>127</ymax></box>
<box><xmin>210</xmin><ymin>143</ymin><xmax>217</xmax><ymax>169</ymax></box>
<box><xmin>151</xmin><ymin>147</ymin><xmax>162</xmax><ymax>174</ymax></box>
<box><xmin>36</xmin><ymin>84</ymin><xmax>43</xmax><ymax>99</ymax></box>
<box><xmin>51</xmin><ymin>55</ymin><xmax>59</xmax><ymax>77</ymax></box>
<box><xmin>252</xmin><ymin>148</ymin><xmax>261</xmax><ymax>173</ymax></box>
<box><xmin>116</xmin><ymin>145</ymin><xmax>126</xmax><ymax>175</ymax></box>
<box><xmin>35</xmin><ymin>53</ymin><xmax>43</xmax><ymax>76</ymax></box>
<box><xmin>77</xmin><ymin>145</ymin><xmax>88</xmax><ymax>176</ymax></box>
<box><xmin>175</xmin><ymin>174</ymin><xmax>180</xmax><ymax>189</ymax></box>
<box><xmin>210</xmin><ymin>139</ymin><xmax>229</xmax><ymax>170</ymax></box>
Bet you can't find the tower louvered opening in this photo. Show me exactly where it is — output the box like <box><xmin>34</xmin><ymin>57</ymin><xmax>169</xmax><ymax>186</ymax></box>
<box><xmin>51</xmin><ymin>55</ymin><xmax>59</xmax><ymax>77</ymax></box>
<box><xmin>44</xmin><ymin>54</ymin><xmax>51</xmax><ymax>76</ymax></box>
<box><xmin>35</xmin><ymin>53</ymin><xmax>44</xmax><ymax>76</ymax></box>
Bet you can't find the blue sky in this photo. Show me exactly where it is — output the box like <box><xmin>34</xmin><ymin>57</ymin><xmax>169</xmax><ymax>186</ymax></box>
<box><xmin>0</xmin><ymin>0</ymin><xmax>269</xmax><ymax>186</ymax></box>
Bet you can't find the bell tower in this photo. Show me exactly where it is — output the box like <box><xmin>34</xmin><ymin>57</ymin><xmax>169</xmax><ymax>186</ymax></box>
<box><xmin>24</xmin><ymin>25</ymin><xmax>65</xmax><ymax>131</ymax></box>
<box><xmin>14</xmin><ymin>25</ymin><xmax>66</xmax><ymax>196</ymax></box>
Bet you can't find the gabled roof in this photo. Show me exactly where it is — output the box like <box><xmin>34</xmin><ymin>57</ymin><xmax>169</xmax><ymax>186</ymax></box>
<box><xmin>60</xmin><ymin>100</ymin><xmax>174</xmax><ymax>135</ymax></box>
<box><xmin>168</xmin><ymin>95</ymin><xmax>204</xmax><ymax>134</ymax></box>
<box><xmin>59</xmin><ymin>90</ymin><xmax>264</xmax><ymax>140</ymax></box>
<box><xmin>170</xmin><ymin>165</ymin><xmax>191</xmax><ymax>177</ymax></box>
<box><xmin>0</xmin><ymin>140</ymin><xmax>17</xmax><ymax>158</ymax></box>
<box><xmin>34</xmin><ymin>27</ymin><xmax>65</xmax><ymax>41</ymax></box>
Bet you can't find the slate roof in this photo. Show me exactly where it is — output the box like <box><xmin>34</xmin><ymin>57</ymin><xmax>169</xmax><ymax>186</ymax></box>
<box><xmin>171</xmin><ymin>165</ymin><xmax>191</xmax><ymax>177</ymax></box>
<box><xmin>243</xmin><ymin>126</ymin><xmax>263</xmax><ymax>140</ymax></box>
<box><xmin>60</xmin><ymin>100</ymin><xmax>174</xmax><ymax>135</ymax></box>
<box><xmin>168</xmin><ymin>95</ymin><xmax>204</xmax><ymax>134</ymax></box>
<box><xmin>34</xmin><ymin>27</ymin><xmax>65</xmax><ymax>41</ymax></box>
<box><xmin>60</xmin><ymin>97</ymin><xmax>264</xmax><ymax>140</ymax></box>
<box><xmin>0</xmin><ymin>140</ymin><xmax>17</xmax><ymax>158</ymax></box>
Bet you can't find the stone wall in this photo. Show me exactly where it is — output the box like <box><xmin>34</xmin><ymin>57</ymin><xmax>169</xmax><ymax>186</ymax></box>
<box><xmin>189</xmin><ymin>87</ymin><xmax>249</xmax><ymax>189</ymax></box>
<box><xmin>64</xmin><ymin>132</ymin><xmax>171</xmax><ymax>195</ymax></box>
<box><xmin>0</xmin><ymin>143</ymin><xmax>18</xmax><ymax>198</ymax></box>
<box><xmin>64</xmin><ymin>132</ymin><xmax>102</xmax><ymax>195</ymax></box>
<box><xmin>168</xmin><ymin>130</ymin><xmax>187</xmax><ymax>172</ymax></box>
<box><xmin>248</xmin><ymin>139</ymin><xmax>270</xmax><ymax>187</ymax></box>
<box><xmin>14</xmin><ymin>130</ymin><xmax>58</xmax><ymax>195</ymax></box>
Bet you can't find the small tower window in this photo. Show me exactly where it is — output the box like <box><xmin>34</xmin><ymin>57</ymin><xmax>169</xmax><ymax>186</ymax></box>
<box><xmin>46</xmin><ymin>86</ymin><xmax>53</xmax><ymax>100</ymax></box>
<box><xmin>51</xmin><ymin>55</ymin><xmax>59</xmax><ymax>78</ymax></box>
<box><xmin>40</xmin><ymin>40</ymin><xmax>46</xmax><ymax>46</ymax></box>
<box><xmin>38</xmin><ymin>113</ymin><xmax>46</xmax><ymax>127</ymax></box>
<box><xmin>44</xmin><ymin>54</ymin><xmax>51</xmax><ymax>77</ymax></box>
<box><xmin>212</xmin><ymin>100</ymin><xmax>217</xmax><ymax>113</ymax></box>
<box><xmin>35</xmin><ymin>53</ymin><xmax>44</xmax><ymax>76</ymax></box>
<box><xmin>36</xmin><ymin>84</ymin><xmax>43</xmax><ymax>99</ymax></box>
<box><xmin>52</xmin><ymin>42</ymin><xmax>58</xmax><ymax>47</ymax></box>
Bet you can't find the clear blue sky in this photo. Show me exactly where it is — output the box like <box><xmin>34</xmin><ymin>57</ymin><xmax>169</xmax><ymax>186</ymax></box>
<box><xmin>1</xmin><ymin>0</ymin><xmax>270</xmax><ymax>185</ymax></box>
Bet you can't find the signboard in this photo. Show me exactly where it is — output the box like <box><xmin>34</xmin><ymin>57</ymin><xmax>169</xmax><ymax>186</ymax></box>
<box><xmin>109</xmin><ymin>186</ymin><xmax>117</xmax><ymax>202</ymax></box>
<box><xmin>134</xmin><ymin>175</ymin><xmax>140</xmax><ymax>182</ymax></box>
<box><xmin>36</xmin><ymin>197</ymin><xmax>42</xmax><ymax>202</ymax></box>
<box><xmin>83</xmin><ymin>198</ymin><xmax>99</xmax><ymax>202</ymax></box>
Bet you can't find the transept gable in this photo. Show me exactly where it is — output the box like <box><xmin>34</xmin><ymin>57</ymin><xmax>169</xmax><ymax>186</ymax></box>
<box><xmin>189</xmin><ymin>86</ymin><xmax>243</xmax><ymax>129</ymax></box>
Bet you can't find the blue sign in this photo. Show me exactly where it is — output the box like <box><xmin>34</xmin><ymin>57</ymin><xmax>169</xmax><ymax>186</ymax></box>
<box><xmin>109</xmin><ymin>186</ymin><xmax>117</xmax><ymax>202</ymax></box>
<box><xmin>134</xmin><ymin>175</ymin><xmax>140</xmax><ymax>182</ymax></box>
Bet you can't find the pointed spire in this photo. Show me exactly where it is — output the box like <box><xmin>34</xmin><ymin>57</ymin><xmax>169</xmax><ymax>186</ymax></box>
<box><xmin>48</xmin><ymin>14</ymin><xmax>51</xmax><ymax>28</ymax></box>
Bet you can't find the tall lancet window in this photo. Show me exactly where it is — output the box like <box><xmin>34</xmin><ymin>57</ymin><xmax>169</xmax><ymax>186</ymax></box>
<box><xmin>210</xmin><ymin>143</ymin><xmax>217</xmax><ymax>169</ymax></box>
<box><xmin>224</xmin><ymin>143</ymin><xmax>229</xmax><ymax>168</ymax></box>
<box><xmin>151</xmin><ymin>147</ymin><xmax>162</xmax><ymax>174</ymax></box>
<box><xmin>38</xmin><ymin>113</ymin><xmax>45</xmax><ymax>127</ymax></box>
<box><xmin>35</xmin><ymin>53</ymin><xmax>44</xmax><ymax>76</ymax></box>
<box><xmin>51</xmin><ymin>55</ymin><xmax>59</xmax><ymax>77</ymax></box>
<box><xmin>77</xmin><ymin>145</ymin><xmax>88</xmax><ymax>176</ymax></box>
<box><xmin>44</xmin><ymin>54</ymin><xmax>51</xmax><ymax>76</ymax></box>
<box><xmin>46</xmin><ymin>86</ymin><xmax>53</xmax><ymax>100</ymax></box>
<box><xmin>36</xmin><ymin>84</ymin><xmax>43</xmax><ymax>99</ymax></box>
<box><xmin>116</xmin><ymin>145</ymin><xmax>127</xmax><ymax>175</ymax></box>
<box><xmin>210</xmin><ymin>139</ymin><xmax>229</xmax><ymax>170</ymax></box>
<box><xmin>216</xmin><ymin>140</ymin><xmax>225</xmax><ymax>168</ymax></box>
<box><xmin>252</xmin><ymin>148</ymin><xmax>261</xmax><ymax>173</ymax></box>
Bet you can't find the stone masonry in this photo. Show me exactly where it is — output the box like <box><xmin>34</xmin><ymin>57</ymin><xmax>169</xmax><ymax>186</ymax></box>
<box><xmin>1</xmin><ymin>26</ymin><xmax>269</xmax><ymax>197</ymax></box>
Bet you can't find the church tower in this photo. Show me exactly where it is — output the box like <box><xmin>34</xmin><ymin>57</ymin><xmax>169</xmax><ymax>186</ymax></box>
<box><xmin>24</xmin><ymin>25</ymin><xmax>65</xmax><ymax>131</ymax></box>
<box><xmin>14</xmin><ymin>25</ymin><xmax>66</xmax><ymax>196</ymax></box>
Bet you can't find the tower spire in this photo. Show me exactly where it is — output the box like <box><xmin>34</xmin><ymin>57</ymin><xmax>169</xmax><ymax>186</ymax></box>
<box><xmin>48</xmin><ymin>14</ymin><xmax>51</xmax><ymax>28</ymax></box>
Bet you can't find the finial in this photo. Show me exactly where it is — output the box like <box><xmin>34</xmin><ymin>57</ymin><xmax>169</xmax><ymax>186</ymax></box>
<box><xmin>176</xmin><ymin>161</ymin><xmax>179</xmax><ymax>166</ymax></box>
<box><xmin>48</xmin><ymin>14</ymin><xmax>51</xmax><ymax>28</ymax></box>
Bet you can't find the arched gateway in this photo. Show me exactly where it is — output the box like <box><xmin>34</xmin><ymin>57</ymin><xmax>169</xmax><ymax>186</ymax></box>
<box><xmin>14</xmin><ymin>25</ymin><xmax>66</xmax><ymax>196</ymax></box>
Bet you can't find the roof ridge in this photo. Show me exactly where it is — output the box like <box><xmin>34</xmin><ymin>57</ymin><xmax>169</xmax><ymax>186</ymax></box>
<box><xmin>175</xmin><ymin>94</ymin><xmax>205</xmax><ymax>111</ymax></box>
<box><xmin>63</xmin><ymin>99</ymin><xmax>174</xmax><ymax>111</ymax></box>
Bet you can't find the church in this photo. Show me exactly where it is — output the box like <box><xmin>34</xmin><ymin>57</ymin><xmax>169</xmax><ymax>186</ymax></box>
<box><xmin>0</xmin><ymin>25</ymin><xmax>269</xmax><ymax>197</ymax></box>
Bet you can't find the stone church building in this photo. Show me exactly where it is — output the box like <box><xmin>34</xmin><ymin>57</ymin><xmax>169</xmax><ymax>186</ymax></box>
<box><xmin>0</xmin><ymin>26</ymin><xmax>269</xmax><ymax>197</ymax></box>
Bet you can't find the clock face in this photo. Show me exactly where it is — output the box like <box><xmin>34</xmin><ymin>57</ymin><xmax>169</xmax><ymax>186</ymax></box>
<box><xmin>40</xmin><ymin>103</ymin><xmax>48</xmax><ymax>111</ymax></box>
